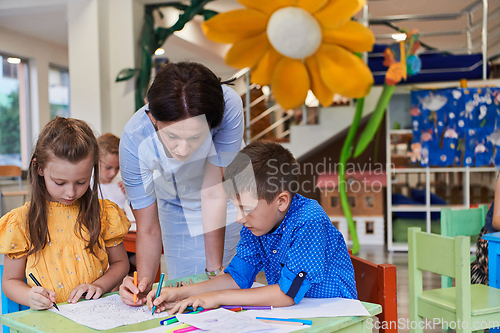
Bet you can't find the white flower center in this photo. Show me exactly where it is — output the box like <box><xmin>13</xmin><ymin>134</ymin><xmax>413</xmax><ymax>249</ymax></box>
<box><xmin>267</xmin><ymin>7</ymin><xmax>322</xmax><ymax>60</ymax></box>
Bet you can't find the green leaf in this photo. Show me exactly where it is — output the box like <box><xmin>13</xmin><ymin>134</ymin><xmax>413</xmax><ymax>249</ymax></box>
<box><xmin>353</xmin><ymin>84</ymin><xmax>395</xmax><ymax>158</ymax></box>
<box><xmin>115</xmin><ymin>68</ymin><xmax>139</xmax><ymax>82</ymax></box>
<box><xmin>203</xmin><ymin>9</ymin><xmax>218</xmax><ymax>20</ymax></box>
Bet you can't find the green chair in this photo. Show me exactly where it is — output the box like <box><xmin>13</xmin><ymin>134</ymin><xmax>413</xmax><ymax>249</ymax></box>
<box><xmin>440</xmin><ymin>205</ymin><xmax>488</xmax><ymax>288</ymax></box>
<box><xmin>409</xmin><ymin>227</ymin><xmax>500</xmax><ymax>333</ymax></box>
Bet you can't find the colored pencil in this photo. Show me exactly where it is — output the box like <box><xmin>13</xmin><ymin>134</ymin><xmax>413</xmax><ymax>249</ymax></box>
<box><xmin>221</xmin><ymin>305</ymin><xmax>273</xmax><ymax>310</ymax></box>
<box><xmin>151</xmin><ymin>273</ymin><xmax>165</xmax><ymax>315</ymax></box>
<box><xmin>133</xmin><ymin>271</ymin><xmax>138</xmax><ymax>303</ymax></box>
<box><xmin>228</xmin><ymin>307</ymin><xmax>243</xmax><ymax>312</ymax></box>
<box><xmin>258</xmin><ymin>319</ymin><xmax>304</xmax><ymax>326</ymax></box>
<box><xmin>256</xmin><ymin>317</ymin><xmax>312</xmax><ymax>325</ymax></box>
<box><xmin>28</xmin><ymin>273</ymin><xmax>59</xmax><ymax>311</ymax></box>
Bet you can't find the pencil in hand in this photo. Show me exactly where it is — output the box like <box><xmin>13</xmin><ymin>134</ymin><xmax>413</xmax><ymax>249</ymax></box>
<box><xmin>28</xmin><ymin>273</ymin><xmax>59</xmax><ymax>311</ymax></box>
<box><xmin>133</xmin><ymin>271</ymin><xmax>138</xmax><ymax>303</ymax></box>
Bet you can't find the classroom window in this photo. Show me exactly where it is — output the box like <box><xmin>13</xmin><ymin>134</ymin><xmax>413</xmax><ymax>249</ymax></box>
<box><xmin>365</xmin><ymin>221</ymin><xmax>375</xmax><ymax>234</ymax></box>
<box><xmin>2</xmin><ymin>58</ymin><xmax>18</xmax><ymax>79</ymax></box>
<box><xmin>365</xmin><ymin>195</ymin><xmax>374</xmax><ymax>208</ymax></box>
<box><xmin>330</xmin><ymin>196</ymin><xmax>338</xmax><ymax>207</ymax></box>
<box><xmin>331</xmin><ymin>220</ymin><xmax>339</xmax><ymax>230</ymax></box>
<box><xmin>348</xmin><ymin>196</ymin><xmax>356</xmax><ymax>207</ymax></box>
<box><xmin>49</xmin><ymin>66</ymin><xmax>70</xmax><ymax>118</ymax></box>
<box><xmin>0</xmin><ymin>54</ymin><xmax>30</xmax><ymax>168</ymax></box>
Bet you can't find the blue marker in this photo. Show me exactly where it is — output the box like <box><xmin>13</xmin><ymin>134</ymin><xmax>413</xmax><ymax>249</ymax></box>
<box><xmin>151</xmin><ymin>273</ymin><xmax>165</xmax><ymax>315</ymax></box>
<box><xmin>186</xmin><ymin>306</ymin><xmax>204</xmax><ymax>311</ymax></box>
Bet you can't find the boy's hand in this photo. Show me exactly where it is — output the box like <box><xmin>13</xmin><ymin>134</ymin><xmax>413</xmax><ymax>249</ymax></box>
<box><xmin>27</xmin><ymin>286</ymin><xmax>57</xmax><ymax>310</ymax></box>
<box><xmin>166</xmin><ymin>291</ymin><xmax>220</xmax><ymax>315</ymax></box>
<box><xmin>120</xmin><ymin>275</ymin><xmax>152</xmax><ymax>306</ymax></box>
<box><xmin>147</xmin><ymin>287</ymin><xmax>187</xmax><ymax>313</ymax></box>
<box><xmin>67</xmin><ymin>283</ymin><xmax>103</xmax><ymax>304</ymax></box>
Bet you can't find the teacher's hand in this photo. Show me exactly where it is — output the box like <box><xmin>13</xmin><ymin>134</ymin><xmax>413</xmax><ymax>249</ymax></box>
<box><xmin>119</xmin><ymin>275</ymin><xmax>152</xmax><ymax>306</ymax></box>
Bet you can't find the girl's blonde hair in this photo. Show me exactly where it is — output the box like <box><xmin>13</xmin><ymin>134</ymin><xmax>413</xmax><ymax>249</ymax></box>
<box><xmin>27</xmin><ymin>117</ymin><xmax>102</xmax><ymax>257</ymax></box>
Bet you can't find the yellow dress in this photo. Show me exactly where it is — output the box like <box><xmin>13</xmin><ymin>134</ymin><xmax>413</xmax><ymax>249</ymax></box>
<box><xmin>0</xmin><ymin>199</ymin><xmax>131</xmax><ymax>303</ymax></box>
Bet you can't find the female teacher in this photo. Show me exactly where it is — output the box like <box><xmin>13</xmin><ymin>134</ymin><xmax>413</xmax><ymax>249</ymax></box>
<box><xmin>119</xmin><ymin>62</ymin><xmax>243</xmax><ymax>305</ymax></box>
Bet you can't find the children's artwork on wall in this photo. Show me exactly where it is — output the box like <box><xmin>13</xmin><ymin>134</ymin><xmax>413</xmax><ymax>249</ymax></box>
<box><xmin>410</xmin><ymin>86</ymin><xmax>500</xmax><ymax>167</ymax></box>
<box><xmin>48</xmin><ymin>294</ymin><xmax>172</xmax><ymax>330</ymax></box>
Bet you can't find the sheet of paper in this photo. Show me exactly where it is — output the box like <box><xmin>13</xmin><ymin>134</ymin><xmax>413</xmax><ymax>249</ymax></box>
<box><xmin>154</xmin><ymin>322</ymin><xmax>304</xmax><ymax>333</ymax></box>
<box><xmin>48</xmin><ymin>294</ymin><xmax>172</xmax><ymax>330</ymax></box>
<box><xmin>176</xmin><ymin>308</ymin><xmax>276</xmax><ymax>333</ymax></box>
<box><xmin>243</xmin><ymin>298</ymin><xmax>370</xmax><ymax>319</ymax></box>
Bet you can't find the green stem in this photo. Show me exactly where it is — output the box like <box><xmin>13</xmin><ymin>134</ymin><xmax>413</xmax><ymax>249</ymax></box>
<box><xmin>353</xmin><ymin>84</ymin><xmax>395</xmax><ymax>158</ymax></box>
<box><xmin>339</xmin><ymin>98</ymin><xmax>365</xmax><ymax>254</ymax></box>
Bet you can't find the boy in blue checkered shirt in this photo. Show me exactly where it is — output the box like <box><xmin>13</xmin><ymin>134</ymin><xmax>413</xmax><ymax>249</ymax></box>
<box><xmin>146</xmin><ymin>141</ymin><xmax>356</xmax><ymax>314</ymax></box>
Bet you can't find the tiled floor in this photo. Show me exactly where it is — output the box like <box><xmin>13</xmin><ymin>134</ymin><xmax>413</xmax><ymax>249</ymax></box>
<box><xmin>354</xmin><ymin>245</ymin><xmax>443</xmax><ymax>333</ymax></box>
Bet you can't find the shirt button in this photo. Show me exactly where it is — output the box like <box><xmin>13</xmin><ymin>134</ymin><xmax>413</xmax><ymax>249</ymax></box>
<box><xmin>272</xmin><ymin>250</ymin><xmax>277</xmax><ymax>254</ymax></box>
<box><xmin>299</xmin><ymin>273</ymin><xmax>304</xmax><ymax>277</ymax></box>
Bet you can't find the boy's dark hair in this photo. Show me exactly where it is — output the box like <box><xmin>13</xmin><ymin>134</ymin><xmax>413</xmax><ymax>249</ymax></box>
<box><xmin>97</xmin><ymin>133</ymin><xmax>120</xmax><ymax>156</ymax></box>
<box><xmin>223</xmin><ymin>140</ymin><xmax>299</xmax><ymax>204</ymax></box>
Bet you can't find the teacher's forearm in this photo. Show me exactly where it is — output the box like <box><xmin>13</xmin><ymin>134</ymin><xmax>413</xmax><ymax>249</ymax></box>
<box><xmin>136</xmin><ymin>228</ymin><xmax>162</xmax><ymax>282</ymax></box>
<box><xmin>133</xmin><ymin>202</ymin><xmax>163</xmax><ymax>287</ymax></box>
<box><xmin>204</xmin><ymin>227</ymin><xmax>225</xmax><ymax>271</ymax></box>
<box><xmin>201</xmin><ymin>196</ymin><xmax>227</xmax><ymax>271</ymax></box>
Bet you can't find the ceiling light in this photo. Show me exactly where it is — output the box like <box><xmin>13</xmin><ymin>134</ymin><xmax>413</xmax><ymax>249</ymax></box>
<box><xmin>391</xmin><ymin>33</ymin><xmax>407</xmax><ymax>42</ymax></box>
<box><xmin>7</xmin><ymin>57</ymin><xmax>21</xmax><ymax>64</ymax></box>
<box><xmin>154</xmin><ymin>48</ymin><xmax>165</xmax><ymax>56</ymax></box>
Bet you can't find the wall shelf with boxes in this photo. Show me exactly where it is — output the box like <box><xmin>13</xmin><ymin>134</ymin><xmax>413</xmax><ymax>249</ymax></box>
<box><xmin>386</xmin><ymin>81</ymin><xmax>499</xmax><ymax>251</ymax></box>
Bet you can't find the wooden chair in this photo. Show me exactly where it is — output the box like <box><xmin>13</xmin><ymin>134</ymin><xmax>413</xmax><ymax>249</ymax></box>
<box><xmin>0</xmin><ymin>165</ymin><xmax>28</xmax><ymax>217</ymax></box>
<box><xmin>349</xmin><ymin>252</ymin><xmax>398</xmax><ymax>333</ymax></box>
<box><xmin>440</xmin><ymin>205</ymin><xmax>488</xmax><ymax>288</ymax></box>
<box><xmin>408</xmin><ymin>227</ymin><xmax>500</xmax><ymax>333</ymax></box>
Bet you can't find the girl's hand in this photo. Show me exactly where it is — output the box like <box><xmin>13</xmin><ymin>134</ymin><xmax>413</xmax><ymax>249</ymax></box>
<box><xmin>67</xmin><ymin>283</ymin><xmax>103</xmax><ymax>304</ymax></box>
<box><xmin>166</xmin><ymin>291</ymin><xmax>220</xmax><ymax>315</ymax></box>
<box><xmin>120</xmin><ymin>275</ymin><xmax>152</xmax><ymax>306</ymax></box>
<box><xmin>147</xmin><ymin>287</ymin><xmax>186</xmax><ymax>313</ymax></box>
<box><xmin>27</xmin><ymin>286</ymin><xmax>57</xmax><ymax>310</ymax></box>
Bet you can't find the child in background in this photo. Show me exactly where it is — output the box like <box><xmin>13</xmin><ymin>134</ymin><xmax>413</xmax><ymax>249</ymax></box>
<box><xmin>146</xmin><ymin>141</ymin><xmax>356</xmax><ymax>314</ymax></box>
<box><xmin>97</xmin><ymin>133</ymin><xmax>126</xmax><ymax>210</ymax></box>
<box><xmin>96</xmin><ymin>133</ymin><xmax>135</xmax><ymax>226</ymax></box>
<box><xmin>0</xmin><ymin>117</ymin><xmax>130</xmax><ymax>310</ymax></box>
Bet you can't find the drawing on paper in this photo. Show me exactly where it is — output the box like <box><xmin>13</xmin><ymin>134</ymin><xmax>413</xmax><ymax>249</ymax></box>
<box><xmin>48</xmin><ymin>294</ymin><xmax>171</xmax><ymax>330</ymax></box>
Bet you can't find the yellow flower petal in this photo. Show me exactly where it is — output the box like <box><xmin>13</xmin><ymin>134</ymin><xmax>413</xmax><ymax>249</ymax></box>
<box><xmin>305</xmin><ymin>55</ymin><xmax>334</xmax><ymax>107</ymax></box>
<box><xmin>236</xmin><ymin>0</ymin><xmax>285</xmax><ymax>15</ymax></box>
<box><xmin>271</xmin><ymin>57</ymin><xmax>310</xmax><ymax>109</ymax></box>
<box><xmin>314</xmin><ymin>0</ymin><xmax>365</xmax><ymax>30</ymax></box>
<box><xmin>323</xmin><ymin>21</ymin><xmax>374</xmax><ymax>53</ymax></box>
<box><xmin>316</xmin><ymin>44</ymin><xmax>373</xmax><ymax>98</ymax></box>
<box><xmin>251</xmin><ymin>48</ymin><xmax>282</xmax><ymax>85</ymax></box>
<box><xmin>225</xmin><ymin>33</ymin><xmax>270</xmax><ymax>69</ymax></box>
<box><xmin>202</xmin><ymin>9</ymin><xmax>268</xmax><ymax>44</ymax></box>
<box><xmin>297</xmin><ymin>0</ymin><xmax>328</xmax><ymax>14</ymax></box>
<box><xmin>277</xmin><ymin>0</ymin><xmax>297</xmax><ymax>6</ymax></box>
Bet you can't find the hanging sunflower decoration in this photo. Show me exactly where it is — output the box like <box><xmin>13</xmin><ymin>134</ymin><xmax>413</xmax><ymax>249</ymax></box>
<box><xmin>202</xmin><ymin>0</ymin><xmax>375</xmax><ymax>109</ymax></box>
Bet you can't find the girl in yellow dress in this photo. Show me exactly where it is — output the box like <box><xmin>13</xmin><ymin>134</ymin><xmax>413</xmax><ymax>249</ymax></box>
<box><xmin>0</xmin><ymin>117</ymin><xmax>130</xmax><ymax>310</ymax></box>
